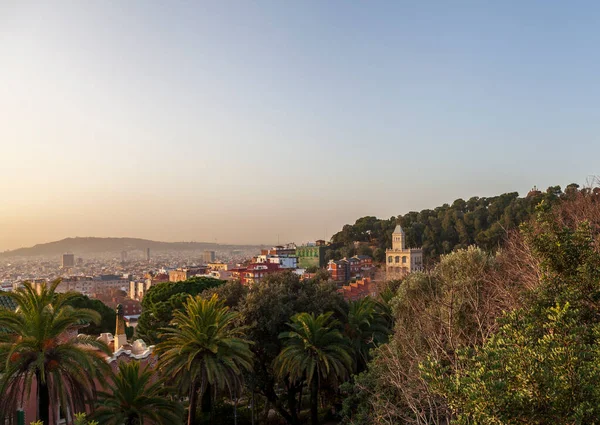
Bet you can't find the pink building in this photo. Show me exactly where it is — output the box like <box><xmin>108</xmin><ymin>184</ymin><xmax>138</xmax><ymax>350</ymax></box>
<box><xmin>14</xmin><ymin>305</ymin><xmax>155</xmax><ymax>425</ymax></box>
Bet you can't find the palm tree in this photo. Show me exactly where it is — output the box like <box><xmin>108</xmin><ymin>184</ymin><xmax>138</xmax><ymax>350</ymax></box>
<box><xmin>345</xmin><ymin>297</ymin><xmax>391</xmax><ymax>371</ymax></box>
<box><xmin>274</xmin><ymin>312</ymin><xmax>353</xmax><ymax>425</ymax></box>
<box><xmin>376</xmin><ymin>286</ymin><xmax>396</xmax><ymax>329</ymax></box>
<box><xmin>93</xmin><ymin>360</ymin><xmax>183</xmax><ymax>425</ymax></box>
<box><xmin>0</xmin><ymin>280</ymin><xmax>111</xmax><ymax>425</ymax></box>
<box><xmin>156</xmin><ymin>294</ymin><xmax>254</xmax><ymax>425</ymax></box>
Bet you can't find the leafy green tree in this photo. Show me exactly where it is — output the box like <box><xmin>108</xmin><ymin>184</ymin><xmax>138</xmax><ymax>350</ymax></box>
<box><xmin>342</xmin><ymin>247</ymin><xmax>497</xmax><ymax>425</ymax></box>
<box><xmin>137</xmin><ymin>276</ymin><xmax>224</xmax><ymax>344</ymax></box>
<box><xmin>305</xmin><ymin>265</ymin><xmax>319</xmax><ymax>273</ymax></box>
<box><xmin>424</xmin><ymin>199</ymin><xmax>600</xmax><ymax>424</ymax></box>
<box><xmin>340</xmin><ymin>245</ymin><xmax>356</xmax><ymax>259</ymax></box>
<box><xmin>157</xmin><ymin>294</ymin><xmax>253</xmax><ymax>425</ymax></box>
<box><xmin>325</xmin><ymin>248</ymin><xmax>341</xmax><ymax>262</ymax></box>
<box><xmin>0</xmin><ymin>281</ymin><xmax>111</xmax><ymax>425</ymax></box>
<box><xmin>357</xmin><ymin>245</ymin><xmax>373</xmax><ymax>257</ymax></box>
<box><xmin>339</xmin><ymin>370</ymin><xmax>378</xmax><ymax>425</ymax></box>
<box><xmin>93</xmin><ymin>360</ymin><xmax>184</xmax><ymax>425</ymax></box>
<box><xmin>372</xmin><ymin>248</ymin><xmax>385</xmax><ymax>263</ymax></box>
<box><xmin>344</xmin><ymin>297</ymin><xmax>390</xmax><ymax>372</ymax></box>
<box><xmin>424</xmin><ymin>302</ymin><xmax>600</xmax><ymax>425</ymax></box>
<box><xmin>239</xmin><ymin>271</ymin><xmax>347</xmax><ymax>425</ymax></box>
<box><xmin>65</xmin><ymin>294</ymin><xmax>116</xmax><ymax>335</ymax></box>
<box><xmin>274</xmin><ymin>312</ymin><xmax>353</xmax><ymax>425</ymax></box>
<box><xmin>201</xmin><ymin>280</ymin><xmax>248</xmax><ymax>311</ymax></box>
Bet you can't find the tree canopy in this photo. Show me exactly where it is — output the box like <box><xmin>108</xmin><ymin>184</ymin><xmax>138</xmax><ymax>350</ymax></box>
<box><xmin>341</xmin><ymin>185</ymin><xmax>600</xmax><ymax>425</ymax></box>
<box><xmin>423</xmin><ymin>198</ymin><xmax>600</xmax><ymax>424</ymax></box>
<box><xmin>275</xmin><ymin>312</ymin><xmax>353</xmax><ymax>425</ymax></box>
<box><xmin>157</xmin><ymin>294</ymin><xmax>253</xmax><ymax>425</ymax></box>
<box><xmin>327</xmin><ymin>185</ymin><xmax>568</xmax><ymax>263</ymax></box>
<box><xmin>239</xmin><ymin>271</ymin><xmax>347</xmax><ymax>424</ymax></box>
<box><xmin>136</xmin><ymin>276</ymin><xmax>224</xmax><ymax>344</ymax></box>
<box><xmin>93</xmin><ymin>361</ymin><xmax>183</xmax><ymax>425</ymax></box>
<box><xmin>65</xmin><ymin>294</ymin><xmax>116</xmax><ymax>335</ymax></box>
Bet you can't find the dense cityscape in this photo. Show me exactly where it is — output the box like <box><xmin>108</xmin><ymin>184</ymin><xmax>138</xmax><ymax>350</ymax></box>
<box><xmin>0</xmin><ymin>238</ymin><xmax>381</xmax><ymax>300</ymax></box>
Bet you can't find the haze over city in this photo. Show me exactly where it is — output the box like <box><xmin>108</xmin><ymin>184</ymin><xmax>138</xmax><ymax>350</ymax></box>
<box><xmin>2</xmin><ymin>1</ymin><xmax>599</xmax><ymax>251</ymax></box>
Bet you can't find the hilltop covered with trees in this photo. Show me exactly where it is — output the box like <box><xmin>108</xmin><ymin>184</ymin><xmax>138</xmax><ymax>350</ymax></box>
<box><xmin>326</xmin><ymin>184</ymin><xmax>578</xmax><ymax>263</ymax></box>
<box><xmin>341</xmin><ymin>184</ymin><xmax>600</xmax><ymax>424</ymax></box>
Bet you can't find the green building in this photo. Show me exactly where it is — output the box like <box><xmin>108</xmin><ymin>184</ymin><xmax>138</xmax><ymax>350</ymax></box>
<box><xmin>297</xmin><ymin>244</ymin><xmax>327</xmax><ymax>269</ymax></box>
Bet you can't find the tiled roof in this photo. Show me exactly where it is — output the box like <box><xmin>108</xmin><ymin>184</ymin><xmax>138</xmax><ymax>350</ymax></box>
<box><xmin>338</xmin><ymin>278</ymin><xmax>375</xmax><ymax>301</ymax></box>
<box><xmin>0</xmin><ymin>295</ymin><xmax>17</xmax><ymax>334</ymax></box>
<box><xmin>0</xmin><ymin>295</ymin><xmax>17</xmax><ymax>311</ymax></box>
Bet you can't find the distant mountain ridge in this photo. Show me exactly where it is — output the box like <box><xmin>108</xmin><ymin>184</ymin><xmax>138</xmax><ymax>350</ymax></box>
<box><xmin>1</xmin><ymin>237</ymin><xmax>262</xmax><ymax>257</ymax></box>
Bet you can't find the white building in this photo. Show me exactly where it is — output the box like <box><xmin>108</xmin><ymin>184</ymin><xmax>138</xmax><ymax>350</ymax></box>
<box><xmin>254</xmin><ymin>254</ymin><xmax>298</xmax><ymax>269</ymax></box>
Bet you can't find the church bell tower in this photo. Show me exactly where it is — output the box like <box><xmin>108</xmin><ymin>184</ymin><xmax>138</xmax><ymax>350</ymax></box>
<box><xmin>392</xmin><ymin>225</ymin><xmax>405</xmax><ymax>250</ymax></box>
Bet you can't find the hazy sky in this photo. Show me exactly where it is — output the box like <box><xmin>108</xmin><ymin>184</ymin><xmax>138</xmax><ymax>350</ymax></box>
<box><xmin>1</xmin><ymin>1</ymin><xmax>599</xmax><ymax>251</ymax></box>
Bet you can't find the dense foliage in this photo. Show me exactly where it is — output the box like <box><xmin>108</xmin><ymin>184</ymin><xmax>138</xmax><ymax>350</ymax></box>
<box><xmin>66</xmin><ymin>293</ymin><xmax>116</xmax><ymax>335</ymax></box>
<box><xmin>93</xmin><ymin>361</ymin><xmax>184</xmax><ymax>425</ymax></box>
<box><xmin>157</xmin><ymin>294</ymin><xmax>254</xmax><ymax>425</ymax></box>
<box><xmin>239</xmin><ymin>271</ymin><xmax>350</xmax><ymax>425</ymax></box>
<box><xmin>137</xmin><ymin>276</ymin><xmax>224</xmax><ymax>344</ymax></box>
<box><xmin>0</xmin><ymin>281</ymin><xmax>111</xmax><ymax>425</ymax></box>
<box><xmin>275</xmin><ymin>312</ymin><xmax>353</xmax><ymax>425</ymax></box>
<box><xmin>341</xmin><ymin>185</ymin><xmax>600</xmax><ymax>425</ymax></box>
<box><xmin>327</xmin><ymin>185</ymin><xmax>574</xmax><ymax>263</ymax></box>
<box><xmin>341</xmin><ymin>246</ymin><xmax>498</xmax><ymax>424</ymax></box>
<box><xmin>424</xmin><ymin>199</ymin><xmax>600</xmax><ymax>424</ymax></box>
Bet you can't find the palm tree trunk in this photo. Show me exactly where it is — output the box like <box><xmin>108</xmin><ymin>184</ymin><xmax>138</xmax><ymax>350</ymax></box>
<box><xmin>188</xmin><ymin>380</ymin><xmax>200</xmax><ymax>425</ymax></box>
<box><xmin>233</xmin><ymin>392</ymin><xmax>238</xmax><ymax>425</ymax></box>
<box><xmin>251</xmin><ymin>391</ymin><xmax>255</xmax><ymax>425</ymax></box>
<box><xmin>310</xmin><ymin>378</ymin><xmax>319</xmax><ymax>425</ymax></box>
<box><xmin>201</xmin><ymin>384</ymin><xmax>212</xmax><ymax>423</ymax></box>
<box><xmin>287</xmin><ymin>386</ymin><xmax>298</xmax><ymax>423</ymax></box>
<box><xmin>265</xmin><ymin>384</ymin><xmax>298</xmax><ymax>424</ymax></box>
<box><xmin>37</xmin><ymin>371</ymin><xmax>50</xmax><ymax>425</ymax></box>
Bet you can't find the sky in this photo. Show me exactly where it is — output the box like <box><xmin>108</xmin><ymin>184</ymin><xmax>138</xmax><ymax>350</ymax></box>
<box><xmin>1</xmin><ymin>1</ymin><xmax>599</xmax><ymax>251</ymax></box>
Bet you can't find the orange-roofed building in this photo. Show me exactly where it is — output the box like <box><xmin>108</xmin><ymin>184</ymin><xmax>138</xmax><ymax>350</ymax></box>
<box><xmin>338</xmin><ymin>277</ymin><xmax>378</xmax><ymax>301</ymax></box>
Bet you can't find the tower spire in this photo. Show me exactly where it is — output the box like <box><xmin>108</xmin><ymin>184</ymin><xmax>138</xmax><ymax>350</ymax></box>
<box><xmin>114</xmin><ymin>304</ymin><xmax>127</xmax><ymax>353</ymax></box>
<box><xmin>393</xmin><ymin>224</ymin><xmax>405</xmax><ymax>250</ymax></box>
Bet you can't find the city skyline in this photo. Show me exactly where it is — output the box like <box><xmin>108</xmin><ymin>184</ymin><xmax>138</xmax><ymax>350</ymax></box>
<box><xmin>2</xmin><ymin>1</ymin><xmax>599</xmax><ymax>251</ymax></box>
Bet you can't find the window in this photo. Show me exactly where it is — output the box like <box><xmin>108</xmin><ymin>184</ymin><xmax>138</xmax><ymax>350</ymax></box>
<box><xmin>402</xmin><ymin>256</ymin><xmax>407</xmax><ymax>264</ymax></box>
<box><xmin>388</xmin><ymin>256</ymin><xmax>393</xmax><ymax>263</ymax></box>
<box><xmin>58</xmin><ymin>405</ymin><xmax>70</xmax><ymax>424</ymax></box>
<box><xmin>395</xmin><ymin>256</ymin><xmax>400</xmax><ymax>263</ymax></box>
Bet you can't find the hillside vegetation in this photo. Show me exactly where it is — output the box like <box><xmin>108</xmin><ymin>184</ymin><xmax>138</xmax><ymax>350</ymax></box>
<box><xmin>326</xmin><ymin>184</ymin><xmax>578</xmax><ymax>263</ymax></box>
<box><xmin>340</xmin><ymin>185</ymin><xmax>600</xmax><ymax>424</ymax></box>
